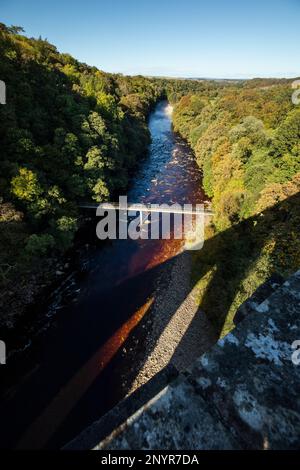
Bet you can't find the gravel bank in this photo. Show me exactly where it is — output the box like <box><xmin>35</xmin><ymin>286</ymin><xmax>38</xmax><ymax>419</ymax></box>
<box><xmin>122</xmin><ymin>249</ymin><xmax>217</xmax><ymax>394</ymax></box>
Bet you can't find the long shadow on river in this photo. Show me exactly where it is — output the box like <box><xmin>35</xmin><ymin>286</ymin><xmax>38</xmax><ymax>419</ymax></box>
<box><xmin>0</xmin><ymin>100</ymin><xmax>206</xmax><ymax>448</ymax></box>
<box><xmin>0</xmin><ymin>100</ymin><xmax>298</xmax><ymax>449</ymax></box>
<box><xmin>1</xmin><ymin>190</ymin><xmax>297</xmax><ymax>449</ymax></box>
<box><xmin>74</xmin><ymin>190</ymin><xmax>299</xmax><ymax>450</ymax></box>
<box><xmin>127</xmin><ymin>189</ymin><xmax>300</xmax><ymax>379</ymax></box>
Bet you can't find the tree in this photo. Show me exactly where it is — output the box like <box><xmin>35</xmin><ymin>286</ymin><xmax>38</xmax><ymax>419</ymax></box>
<box><xmin>229</xmin><ymin>116</ymin><xmax>267</xmax><ymax>147</ymax></box>
<box><xmin>272</xmin><ymin>109</ymin><xmax>300</xmax><ymax>157</ymax></box>
<box><xmin>25</xmin><ymin>233</ymin><xmax>55</xmax><ymax>258</ymax></box>
<box><xmin>11</xmin><ymin>168</ymin><xmax>42</xmax><ymax>202</ymax></box>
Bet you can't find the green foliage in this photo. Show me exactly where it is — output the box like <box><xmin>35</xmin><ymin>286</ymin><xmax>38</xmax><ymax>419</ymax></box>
<box><xmin>25</xmin><ymin>233</ymin><xmax>55</xmax><ymax>258</ymax></box>
<box><xmin>11</xmin><ymin>168</ymin><xmax>42</xmax><ymax>202</ymax></box>
<box><xmin>229</xmin><ymin>116</ymin><xmax>266</xmax><ymax>146</ymax></box>
<box><xmin>0</xmin><ymin>22</ymin><xmax>209</xmax><ymax>295</ymax></box>
<box><xmin>52</xmin><ymin>216</ymin><xmax>77</xmax><ymax>250</ymax></box>
<box><xmin>0</xmin><ymin>23</ymin><xmax>166</xmax><ymax>269</ymax></box>
<box><xmin>173</xmin><ymin>77</ymin><xmax>300</xmax><ymax>337</ymax></box>
<box><xmin>272</xmin><ymin>108</ymin><xmax>300</xmax><ymax>157</ymax></box>
<box><xmin>0</xmin><ymin>23</ymin><xmax>167</xmax><ymax>295</ymax></box>
<box><xmin>173</xmin><ymin>79</ymin><xmax>297</xmax><ymax>229</ymax></box>
<box><xmin>2</xmin><ymin>22</ymin><xmax>299</xmax><ymax>339</ymax></box>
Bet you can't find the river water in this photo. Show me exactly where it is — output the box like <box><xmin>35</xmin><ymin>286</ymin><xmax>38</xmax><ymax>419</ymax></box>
<box><xmin>0</xmin><ymin>101</ymin><xmax>206</xmax><ymax>449</ymax></box>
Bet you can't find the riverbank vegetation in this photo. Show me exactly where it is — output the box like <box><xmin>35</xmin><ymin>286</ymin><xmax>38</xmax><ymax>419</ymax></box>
<box><xmin>0</xmin><ymin>24</ymin><xmax>208</xmax><ymax>327</ymax></box>
<box><xmin>0</xmin><ymin>24</ymin><xmax>164</xmax><ymax>325</ymax></box>
<box><xmin>173</xmin><ymin>79</ymin><xmax>300</xmax><ymax>335</ymax></box>
<box><xmin>1</xmin><ymin>22</ymin><xmax>299</xmax><ymax>339</ymax></box>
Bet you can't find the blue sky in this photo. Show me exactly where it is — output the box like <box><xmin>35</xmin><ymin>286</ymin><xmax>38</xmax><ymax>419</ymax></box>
<box><xmin>1</xmin><ymin>0</ymin><xmax>299</xmax><ymax>78</ymax></box>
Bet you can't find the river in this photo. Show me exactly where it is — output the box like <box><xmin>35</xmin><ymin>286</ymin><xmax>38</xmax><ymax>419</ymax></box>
<box><xmin>0</xmin><ymin>100</ymin><xmax>209</xmax><ymax>449</ymax></box>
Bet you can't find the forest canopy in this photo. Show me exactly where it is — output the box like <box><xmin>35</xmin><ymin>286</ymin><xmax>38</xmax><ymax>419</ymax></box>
<box><xmin>172</xmin><ymin>77</ymin><xmax>300</xmax><ymax>334</ymax></box>
<box><xmin>1</xmin><ymin>22</ymin><xmax>299</xmax><ymax>335</ymax></box>
<box><xmin>0</xmin><ymin>24</ymin><xmax>165</xmax><ymax>264</ymax></box>
<box><xmin>0</xmin><ymin>24</ymin><xmax>210</xmax><ymax>318</ymax></box>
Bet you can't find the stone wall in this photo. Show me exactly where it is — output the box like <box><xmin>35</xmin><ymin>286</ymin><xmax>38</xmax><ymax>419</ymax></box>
<box><xmin>67</xmin><ymin>270</ymin><xmax>300</xmax><ymax>450</ymax></box>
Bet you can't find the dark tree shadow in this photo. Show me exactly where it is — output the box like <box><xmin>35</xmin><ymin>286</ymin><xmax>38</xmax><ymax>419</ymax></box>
<box><xmin>114</xmin><ymin>190</ymin><xmax>300</xmax><ymax>416</ymax></box>
<box><xmin>64</xmin><ymin>190</ymin><xmax>300</xmax><ymax>450</ymax></box>
<box><xmin>0</xmin><ymin>192</ymin><xmax>299</xmax><ymax>449</ymax></box>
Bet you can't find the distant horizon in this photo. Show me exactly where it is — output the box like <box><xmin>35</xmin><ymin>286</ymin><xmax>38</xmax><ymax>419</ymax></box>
<box><xmin>4</xmin><ymin>27</ymin><xmax>300</xmax><ymax>81</ymax></box>
<box><xmin>7</xmin><ymin>29</ymin><xmax>300</xmax><ymax>80</ymax></box>
<box><xmin>131</xmin><ymin>74</ymin><xmax>299</xmax><ymax>80</ymax></box>
<box><xmin>1</xmin><ymin>0</ymin><xmax>300</xmax><ymax>79</ymax></box>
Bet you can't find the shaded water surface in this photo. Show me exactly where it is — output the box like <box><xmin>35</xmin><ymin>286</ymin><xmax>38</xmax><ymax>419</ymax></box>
<box><xmin>0</xmin><ymin>101</ymin><xmax>206</xmax><ymax>449</ymax></box>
